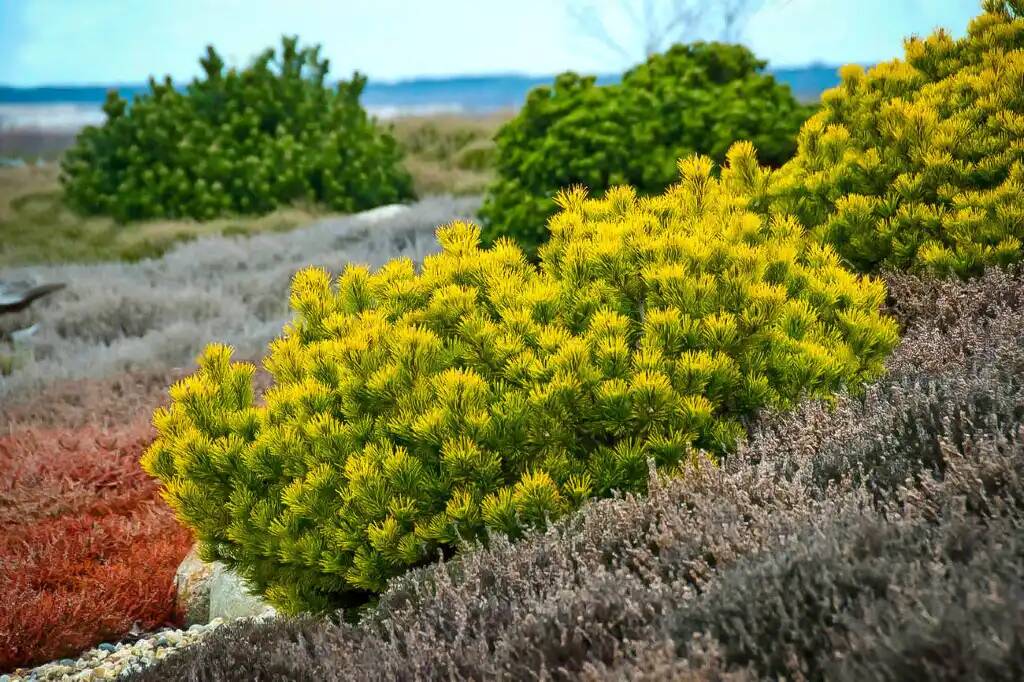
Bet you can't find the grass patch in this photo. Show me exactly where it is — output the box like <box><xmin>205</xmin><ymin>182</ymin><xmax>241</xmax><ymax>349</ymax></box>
<box><xmin>390</xmin><ymin>112</ymin><xmax>509</xmax><ymax>196</ymax></box>
<box><xmin>0</xmin><ymin>164</ymin><xmax>324</xmax><ymax>267</ymax></box>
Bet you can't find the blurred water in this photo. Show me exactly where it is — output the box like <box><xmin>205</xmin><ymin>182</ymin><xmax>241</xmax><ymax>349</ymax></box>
<box><xmin>0</xmin><ymin>102</ymin><xmax>467</xmax><ymax>133</ymax></box>
<box><xmin>0</xmin><ymin>103</ymin><xmax>106</xmax><ymax>131</ymax></box>
<box><xmin>0</xmin><ymin>75</ymin><xmax>557</xmax><ymax>132</ymax></box>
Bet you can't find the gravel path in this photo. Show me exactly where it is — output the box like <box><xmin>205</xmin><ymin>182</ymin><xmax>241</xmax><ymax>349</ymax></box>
<box><xmin>2</xmin><ymin>613</ymin><xmax>277</xmax><ymax>680</ymax></box>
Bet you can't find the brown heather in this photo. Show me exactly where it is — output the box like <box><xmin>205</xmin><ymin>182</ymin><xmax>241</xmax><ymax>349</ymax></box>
<box><xmin>132</xmin><ymin>268</ymin><xmax>1024</xmax><ymax>681</ymax></box>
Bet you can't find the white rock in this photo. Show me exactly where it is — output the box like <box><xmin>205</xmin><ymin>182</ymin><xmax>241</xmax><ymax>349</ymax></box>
<box><xmin>351</xmin><ymin>203</ymin><xmax>408</xmax><ymax>224</ymax></box>
<box><xmin>174</xmin><ymin>543</ymin><xmax>275</xmax><ymax>625</ymax></box>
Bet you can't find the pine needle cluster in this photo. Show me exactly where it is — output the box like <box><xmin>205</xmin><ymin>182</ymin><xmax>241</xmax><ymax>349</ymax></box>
<box><xmin>143</xmin><ymin>150</ymin><xmax>898</xmax><ymax>613</ymax></box>
<box><xmin>768</xmin><ymin>0</ymin><xmax>1024</xmax><ymax>276</ymax></box>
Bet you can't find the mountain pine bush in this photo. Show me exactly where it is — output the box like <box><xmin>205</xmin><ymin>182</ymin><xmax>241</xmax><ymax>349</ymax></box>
<box><xmin>142</xmin><ymin>152</ymin><xmax>897</xmax><ymax>613</ymax></box>
<box><xmin>60</xmin><ymin>37</ymin><xmax>413</xmax><ymax>222</ymax></box>
<box><xmin>479</xmin><ymin>42</ymin><xmax>813</xmax><ymax>255</ymax></box>
<box><xmin>766</xmin><ymin>0</ymin><xmax>1024</xmax><ymax>276</ymax></box>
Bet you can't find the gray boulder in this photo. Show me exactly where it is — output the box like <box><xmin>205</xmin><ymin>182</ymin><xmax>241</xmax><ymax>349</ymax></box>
<box><xmin>174</xmin><ymin>545</ymin><xmax>276</xmax><ymax>625</ymax></box>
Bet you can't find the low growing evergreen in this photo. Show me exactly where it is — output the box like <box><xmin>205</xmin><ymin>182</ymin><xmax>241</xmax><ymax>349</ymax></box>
<box><xmin>61</xmin><ymin>37</ymin><xmax>413</xmax><ymax>222</ymax></box>
<box><xmin>767</xmin><ymin>0</ymin><xmax>1024</xmax><ymax>276</ymax></box>
<box><xmin>143</xmin><ymin>149</ymin><xmax>897</xmax><ymax>614</ymax></box>
<box><xmin>479</xmin><ymin>42</ymin><xmax>813</xmax><ymax>255</ymax></box>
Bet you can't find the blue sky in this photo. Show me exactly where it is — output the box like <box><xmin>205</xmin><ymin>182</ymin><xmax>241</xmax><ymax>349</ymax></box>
<box><xmin>0</xmin><ymin>0</ymin><xmax>980</xmax><ymax>86</ymax></box>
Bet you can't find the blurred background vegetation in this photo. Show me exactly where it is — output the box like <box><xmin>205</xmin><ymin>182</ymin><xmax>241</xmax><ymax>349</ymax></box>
<box><xmin>0</xmin><ymin>112</ymin><xmax>507</xmax><ymax>267</ymax></box>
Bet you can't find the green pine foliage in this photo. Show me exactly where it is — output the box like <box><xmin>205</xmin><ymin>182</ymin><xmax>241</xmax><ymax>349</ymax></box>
<box><xmin>142</xmin><ymin>149</ymin><xmax>898</xmax><ymax>614</ymax></box>
<box><xmin>479</xmin><ymin>43</ymin><xmax>814</xmax><ymax>256</ymax></box>
<box><xmin>61</xmin><ymin>37</ymin><xmax>413</xmax><ymax>222</ymax></box>
<box><xmin>766</xmin><ymin>0</ymin><xmax>1024</xmax><ymax>276</ymax></box>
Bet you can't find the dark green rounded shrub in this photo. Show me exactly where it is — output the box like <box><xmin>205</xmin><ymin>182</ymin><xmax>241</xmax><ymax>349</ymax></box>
<box><xmin>61</xmin><ymin>37</ymin><xmax>413</xmax><ymax>222</ymax></box>
<box><xmin>766</xmin><ymin>0</ymin><xmax>1024</xmax><ymax>276</ymax></box>
<box><xmin>479</xmin><ymin>42</ymin><xmax>814</xmax><ymax>255</ymax></box>
<box><xmin>142</xmin><ymin>151</ymin><xmax>897</xmax><ymax>614</ymax></box>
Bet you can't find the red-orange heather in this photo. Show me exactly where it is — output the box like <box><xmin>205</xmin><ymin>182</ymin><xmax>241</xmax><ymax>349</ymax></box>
<box><xmin>0</xmin><ymin>422</ymin><xmax>192</xmax><ymax>671</ymax></box>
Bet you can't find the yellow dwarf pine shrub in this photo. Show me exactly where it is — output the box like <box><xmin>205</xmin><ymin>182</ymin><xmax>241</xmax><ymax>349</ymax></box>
<box><xmin>143</xmin><ymin>148</ymin><xmax>898</xmax><ymax>614</ymax></box>
<box><xmin>767</xmin><ymin>0</ymin><xmax>1024</xmax><ymax>276</ymax></box>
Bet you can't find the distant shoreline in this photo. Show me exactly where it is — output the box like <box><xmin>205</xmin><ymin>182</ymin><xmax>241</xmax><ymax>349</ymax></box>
<box><xmin>0</xmin><ymin>102</ymin><xmax>483</xmax><ymax>133</ymax></box>
<box><xmin>0</xmin><ymin>66</ymin><xmax>839</xmax><ymax>132</ymax></box>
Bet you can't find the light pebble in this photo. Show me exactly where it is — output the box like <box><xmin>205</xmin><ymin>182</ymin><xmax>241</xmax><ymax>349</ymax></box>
<box><xmin>3</xmin><ymin>615</ymin><xmax>266</xmax><ymax>681</ymax></box>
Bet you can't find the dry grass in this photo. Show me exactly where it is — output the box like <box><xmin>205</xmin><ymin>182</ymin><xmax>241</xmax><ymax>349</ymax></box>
<box><xmin>0</xmin><ymin>164</ymin><xmax>326</xmax><ymax>267</ymax></box>
<box><xmin>0</xmin><ymin>163</ymin><xmax>60</xmax><ymax>222</ymax></box>
<box><xmin>390</xmin><ymin>112</ymin><xmax>510</xmax><ymax>196</ymax></box>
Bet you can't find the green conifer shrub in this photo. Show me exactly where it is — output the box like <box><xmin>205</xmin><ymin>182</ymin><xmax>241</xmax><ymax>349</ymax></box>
<box><xmin>479</xmin><ymin>43</ymin><xmax>814</xmax><ymax>256</ymax></box>
<box><xmin>766</xmin><ymin>0</ymin><xmax>1024</xmax><ymax>276</ymax></box>
<box><xmin>142</xmin><ymin>149</ymin><xmax>897</xmax><ymax>613</ymax></box>
<box><xmin>61</xmin><ymin>37</ymin><xmax>413</xmax><ymax>222</ymax></box>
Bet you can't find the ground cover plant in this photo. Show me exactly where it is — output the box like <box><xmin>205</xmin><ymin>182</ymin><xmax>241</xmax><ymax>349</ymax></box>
<box><xmin>0</xmin><ymin>420</ymin><xmax>192</xmax><ymax>670</ymax></box>
<box><xmin>130</xmin><ymin>266</ymin><xmax>1024</xmax><ymax>681</ymax></box>
<box><xmin>479</xmin><ymin>42</ymin><xmax>814</xmax><ymax>254</ymax></box>
<box><xmin>60</xmin><ymin>37</ymin><xmax>413</xmax><ymax>222</ymax></box>
<box><xmin>0</xmin><ymin>344</ymin><xmax>219</xmax><ymax>675</ymax></box>
<box><xmin>765</xmin><ymin>0</ymin><xmax>1024</xmax><ymax>276</ymax></box>
<box><xmin>0</xmin><ymin>367</ymin><xmax>269</xmax><ymax>434</ymax></box>
<box><xmin>0</xmin><ymin>195</ymin><xmax>478</xmax><ymax>398</ymax></box>
<box><xmin>141</xmin><ymin>154</ymin><xmax>898</xmax><ymax>614</ymax></box>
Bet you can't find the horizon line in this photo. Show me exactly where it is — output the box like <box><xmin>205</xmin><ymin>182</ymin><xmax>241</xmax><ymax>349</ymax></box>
<box><xmin>0</xmin><ymin>62</ymin><xmax>859</xmax><ymax>91</ymax></box>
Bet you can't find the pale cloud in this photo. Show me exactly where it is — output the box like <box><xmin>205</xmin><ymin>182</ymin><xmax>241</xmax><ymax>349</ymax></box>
<box><xmin>744</xmin><ymin>0</ymin><xmax>977</xmax><ymax>67</ymax></box>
